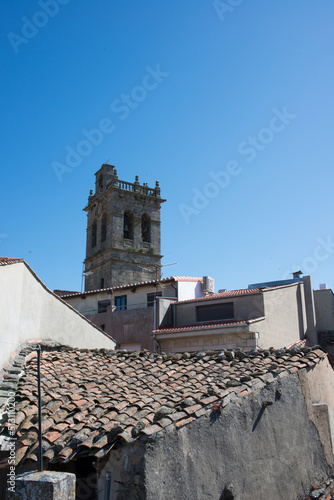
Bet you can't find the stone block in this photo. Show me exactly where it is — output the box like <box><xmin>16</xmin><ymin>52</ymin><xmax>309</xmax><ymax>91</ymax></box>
<box><xmin>7</xmin><ymin>471</ymin><xmax>76</xmax><ymax>500</ymax></box>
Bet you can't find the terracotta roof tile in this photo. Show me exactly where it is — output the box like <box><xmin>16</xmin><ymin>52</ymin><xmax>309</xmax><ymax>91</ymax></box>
<box><xmin>155</xmin><ymin>318</ymin><xmax>265</xmax><ymax>334</ymax></box>
<box><xmin>0</xmin><ymin>344</ymin><xmax>329</xmax><ymax>466</ymax></box>
<box><xmin>59</xmin><ymin>276</ymin><xmax>203</xmax><ymax>298</ymax></box>
<box><xmin>0</xmin><ymin>257</ymin><xmax>24</xmax><ymax>266</ymax></box>
<box><xmin>177</xmin><ymin>288</ymin><xmax>262</xmax><ymax>304</ymax></box>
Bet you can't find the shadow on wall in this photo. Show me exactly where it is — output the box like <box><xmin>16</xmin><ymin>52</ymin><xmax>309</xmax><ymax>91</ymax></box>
<box><xmin>220</xmin><ymin>484</ymin><xmax>235</xmax><ymax>499</ymax></box>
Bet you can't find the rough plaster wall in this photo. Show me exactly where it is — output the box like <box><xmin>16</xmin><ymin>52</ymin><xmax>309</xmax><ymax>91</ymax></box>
<box><xmin>143</xmin><ymin>374</ymin><xmax>332</xmax><ymax>500</ymax></box>
<box><xmin>298</xmin><ymin>359</ymin><xmax>334</xmax><ymax>465</ymax></box>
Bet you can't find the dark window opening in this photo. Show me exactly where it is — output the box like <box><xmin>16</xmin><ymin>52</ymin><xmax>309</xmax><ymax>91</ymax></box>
<box><xmin>98</xmin><ymin>300</ymin><xmax>110</xmax><ymax>313</ymax></box>
<box><xmin>141</xmin><ymin>213</ymin><xmax>151</xmax><ymax>243</ymax></box>
<box><xmin>100</xmin><ymin>278</ymin><xmax>105</xmax><ymax>289</ymax></box>
<box><xmin>124</xmin><ymin>211</ymin><xmax>134</xmax><ymax>240</ymax></box>
<box><xmin>115</xmin><ymin>295</ymin><xmax>127</xmax><ymax>311</ymax></box>
<box><xmin>91</xmin><ymin>220</ymin><xmax>97</xmax><ymax>248</ymax></box>
<box><xmin>98</xmin><ymin>174</ymin><xmax>103</xmax><ymax>190</ymax></box>
<box><xmin>196</xmin><ymin>302</ymin><xmax>234</xmax><ymax>323</ymax></box>
<box><xmin>100</xmin><ymin>324</ymin><xmax>105</xmax><ymax>331</ymax></box>
<box><xmin>101</xmin><ymin>213</ymin><xmax>107</xmax><ymax>242</ymax></box>
<box><xmin>147</xmin><ymin>291</ymin><xmax>162</xmax><ymax>307</ymax></box>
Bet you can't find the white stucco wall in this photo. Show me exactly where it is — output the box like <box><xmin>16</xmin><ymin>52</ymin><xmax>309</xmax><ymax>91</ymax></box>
<box><xmin>177</xmin><ymin>281</ymin><xmax>203</xmax><ymax>301</ymax></box>
<box><xmin>0</xmin><ymin>262</ymin><xmax>115</xmax><ymax>369</ymax></box>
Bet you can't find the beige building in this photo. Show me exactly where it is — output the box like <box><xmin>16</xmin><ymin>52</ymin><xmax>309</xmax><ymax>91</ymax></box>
<box><xmin>153</xmin><ymin>276</ymin><xmax>317</xmax><ymax>353</ymax></box>
<box><xmin>0</xmin><ymin>257</ymin><xmax>115</xmax><ymax>370</ymax></box>
<box><xmin>57</xmin><ymin>276</ymin><xmax>211</xmax><ymax>351</ymax></box>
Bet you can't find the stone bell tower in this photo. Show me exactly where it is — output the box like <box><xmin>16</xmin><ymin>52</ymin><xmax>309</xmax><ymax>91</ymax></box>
<box><xmin>83</xmin><ymin>163</ymin><xmax>166</xmax><ymax>291</ymax></box>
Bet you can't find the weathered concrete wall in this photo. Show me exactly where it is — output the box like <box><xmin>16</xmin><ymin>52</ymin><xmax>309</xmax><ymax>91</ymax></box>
<box><xmin>97</xmin><ymin>369</ymin><xmax>334</xmax><ymax>500</ymax></box>
<box><xmin>0</xmin><ymin>263</ymin><xmax>115</xmax><ymax>370</ymax></box>
<box><xmin>158</xmin><ymin>329</ymin><xmax>258</xmax><ymax>353</ymax></box>
<box><xmin>79</xmin><ymin>307</ymin><xmax>155</xmax><ymax>350</ymax></box>
<box><xmin>314</xmin><ymin>289</ymin><xmax>334</xmax><ymax>331</ymax></box>
<box><xmin>257</xmin><ymin>283</ymin><xmax>306</xmax><ymax>349</ymax></box>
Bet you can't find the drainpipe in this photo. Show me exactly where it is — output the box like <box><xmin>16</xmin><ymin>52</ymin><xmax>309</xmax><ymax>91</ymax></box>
<box><xmin>104</xmin><ymin>471</ymin><xmax>111</xmax><ymax>500</ymax></box>
<box><xmin>154</xmin><ymin>298</ymin><xmax>157</xmax><ymax>331</ymax></box>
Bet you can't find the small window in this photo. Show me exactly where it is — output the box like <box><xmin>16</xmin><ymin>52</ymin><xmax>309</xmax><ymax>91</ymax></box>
<box><xmin>98</xmin><ymin>300</ymin><xmax>111</xmax><ymax>313</ymax></box>
<box><xmin>115</xmin><ymin>295</ymin><xmax>127</xmax><ymax>311</ymax></box>
<box><xmin>99</xmin><ymin>174</ymin><xmax>103</xmax><ymax>190</ymax></box>
<box><xmin>141</xmin><ymin>213</ymin><xmax>151</xmax><ymax>243</ymax></box>
<box><xmin>101</xmin><ymin>213</ymin><xmax>107</xmax><ymax>242</ymax></box>
<box><xmin>147</xmin><ymin>291</ymin><xmax>162</xmax><ymax>307</ymax></box>
<box><xmin>124</xmin><ymin>211</ymin><xmax>134</xmax><ymax>240</ymax></box>
<box><xmin>91</xmin><ymin>219</ymin><xmax>97</xmax><ymax>248</ymax></box>
<box><xmin>100</xmin><ymin>278</ymin><xmax>105</xmax><ymax>289</ymax></box>
<box><xmin>100</xmin><ymin>324</ymin><xmax>105</xmax><ymax>331</ymax></box>
<box><xmin>196</xmin><ymin>302</ymin><xmax>234</xmax><ymax>323</ymax></box>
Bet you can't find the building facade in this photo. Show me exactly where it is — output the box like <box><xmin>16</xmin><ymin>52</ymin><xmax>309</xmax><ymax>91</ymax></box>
<box><xmin>84</xmin><ymin>163</ymin><xmax>165</xmax><ymax>291</ymax></box>
<box><xmin>59</xmin><ymin>276</ymin><xmax>209</xmax><ymax>351</ymax></box>
<box><xmin>153</xmin><ymin>276</ymin><xmax>318</xmax><ymax>353</ymax></box>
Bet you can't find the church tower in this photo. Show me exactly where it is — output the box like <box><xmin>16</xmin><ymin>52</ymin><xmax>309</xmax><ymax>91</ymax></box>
<box><xmin>83</xmin><ymin>163</ymin><xmax>166</xmax><ymax>291</ymax></box>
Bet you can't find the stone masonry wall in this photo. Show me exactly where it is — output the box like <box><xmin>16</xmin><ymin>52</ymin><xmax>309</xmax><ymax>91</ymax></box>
<box><xmin>84</xmin><ymin>165</ymin><xmax>164</xmax><ymax>291</ymax></box>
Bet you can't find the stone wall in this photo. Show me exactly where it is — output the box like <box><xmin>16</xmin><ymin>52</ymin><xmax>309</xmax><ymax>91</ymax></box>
<box><xmin>84</xmin><ymin>165</ymin><xmax>165</xmax><ymax>291</ymax></box>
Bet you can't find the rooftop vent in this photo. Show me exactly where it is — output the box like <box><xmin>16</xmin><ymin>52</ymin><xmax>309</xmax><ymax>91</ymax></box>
<box><xmin>319</xmin><ymin>283</ymin><xmax>327</xmax><ymax>290</ymax></box>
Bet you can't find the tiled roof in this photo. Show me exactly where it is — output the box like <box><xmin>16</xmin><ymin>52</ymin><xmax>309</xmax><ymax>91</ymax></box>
<box><xmin>0</xmin><ymin>342</ymin><xmax>327</xmax><ymax>467</ymax></box>
<box><xmin>154</xmin><ymin>317</ymin><xmax>265</xmax><ymax>334</ymax></box>
<box><xmin>59</xmin><ymin>276</ymin><xmax>203</xmax><ymax>298</ymax></box>
<box><xmin>0</xmin><ymin>257</ymin><xmax>24</xmax><ymax>266</ymax></box>
<box><xmin>177</xmin><ymin>288</ymin><xmax>262</xmax><ymax>304</ymax></box>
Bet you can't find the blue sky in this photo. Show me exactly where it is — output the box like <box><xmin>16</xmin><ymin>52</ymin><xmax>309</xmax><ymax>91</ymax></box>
<box><xmin>1</xmin><ymin>1</ymin><xmax>334</xmax><ymax>293</ymax></box>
